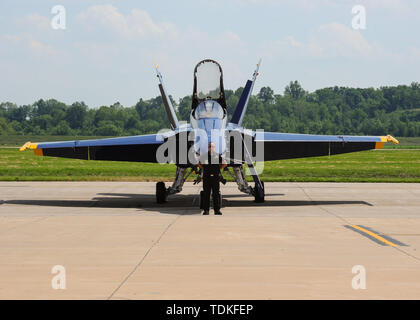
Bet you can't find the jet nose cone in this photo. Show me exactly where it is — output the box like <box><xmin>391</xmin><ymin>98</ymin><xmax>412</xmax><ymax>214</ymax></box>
<box><xmin>194</xmin><ymin>129</ymin><xmax>226</xmax><ymax>157</ymax></box>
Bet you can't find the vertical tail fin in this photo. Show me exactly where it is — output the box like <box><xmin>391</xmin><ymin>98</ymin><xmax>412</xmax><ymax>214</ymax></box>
<box><xmin>230</xmin><ymin>59</ymin><xmax>262</xmax><ymax>126</ymax></box>
<box><xmin>231</xmin><ymin>80</ymin><xmax>252</xmax><ymax>124</ymax></box>
<box><xmin>155</xmin><ymin>64</ymin><xmax>179</xmax><ymax>130</ymax></box>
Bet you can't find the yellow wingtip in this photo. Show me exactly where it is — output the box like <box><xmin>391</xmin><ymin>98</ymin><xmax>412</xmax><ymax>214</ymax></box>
<box><xmin>381</xmin><ymin>135</ymin><xmax>399</xmax><ymax>145</ymax></box>
<box><xmin>19</xmin><ymin>141</ymin><xmax>38</xmax><ymax>151</ymax></box>
<box><xmin>19</xmin><ymin>141</ymin><xmax>31</xmax><ymax>151</ymax></box>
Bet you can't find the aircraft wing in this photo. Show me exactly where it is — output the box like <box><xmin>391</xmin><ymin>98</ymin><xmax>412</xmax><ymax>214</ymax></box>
<box><xmin>19</xmin><ymin>134</ymin><xmax>166</xmax><ymax>163</ymax></box>
<box><xmin>254</xmin><ymin>132</ymin><xmax>399</xmax><ymax>161</ymax></box>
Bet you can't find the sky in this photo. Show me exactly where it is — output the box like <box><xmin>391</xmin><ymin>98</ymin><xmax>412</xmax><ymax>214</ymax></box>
<box><xmin>0</xmin><ymin>0</ymin><xmax>419</xmax><ymax>108</ymax></box>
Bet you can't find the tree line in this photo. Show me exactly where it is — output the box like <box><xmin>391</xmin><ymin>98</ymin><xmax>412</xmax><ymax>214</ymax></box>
<box><xmin>1</xmin><ymin>81</ymin><xmax>420</xmax><ymax>137</ymax></box>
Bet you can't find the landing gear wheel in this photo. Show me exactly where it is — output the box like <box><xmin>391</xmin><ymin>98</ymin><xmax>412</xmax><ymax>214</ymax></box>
<box><xmin>156</xmin><ymin>182</ymin><xmax>167</xmax><ymax>204</ymax></box>
<box><xmin>254</xmin><ymin>181</ymin><xmax>265</xmax><ymax>203</ymax></box>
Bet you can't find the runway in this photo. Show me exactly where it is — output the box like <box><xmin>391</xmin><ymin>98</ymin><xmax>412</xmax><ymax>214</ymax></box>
<box><xmin>1</xmin><ymin>181</ymin><xmax>420</xmax><ymax>299</ymax></box>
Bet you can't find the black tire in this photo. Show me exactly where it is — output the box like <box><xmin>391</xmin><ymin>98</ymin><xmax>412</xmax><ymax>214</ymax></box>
<box><xmin>254</xmin><ymin>181</ymin><xmax>265</xmax><ymax>203</ymax></box>
<box><xmin>156</xmin><ymin>182</ymin><xmax>166</xmax><ymax>204</ymax></box>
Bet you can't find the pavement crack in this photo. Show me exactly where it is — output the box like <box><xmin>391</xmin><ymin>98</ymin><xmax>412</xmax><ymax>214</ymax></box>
<box><xmin>107</xmin><ymin>214</ymin><xmax>182</xmax><ymax>300</ymax></box>
<box><xmin>394</xmin><ymin>246</ymin><xmax>420</xmax><ymax>262</ymax></box>
<box><xmin>298</xmin><ymin>184</ymin><xmax>349</xmax><ymax>224</ymax></box>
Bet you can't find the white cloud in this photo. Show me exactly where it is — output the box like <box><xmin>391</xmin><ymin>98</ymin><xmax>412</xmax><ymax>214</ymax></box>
<box><xmin>23</xmin><ymin>13</ymin><xmax>51</xmax><ymax>31</ymax></box>
<box><xmin>1</xmin><ymin>32</ymin><xmax>57</xmax><ymax>57</ymax></box>
<box><xmin>77</xmin><ymin>5</ymin><xmax>177</xmax><ymax>39</ymax></box>
<box><xmin>29</xmin><ymin>39</ymin><xmax>56</xmax><ymax>56</ymax></box>
<box><xmin>259</xmin><ymin>35</ymin><xmax>305</xmax><ymax>59</ymax></box>
<box><xmin>217</xmin><ymin>0</ymin><xmax>419</xmax><ymax>15</ymax></box>
<box><xmin>260</xmin><ymin>23</ymin><xmax>373</xmax><ymax>59</ymax></box>
<box><xmin>362</xmin><ymin>0</ymin><xmax>416</xmax><ymax>13</ymax></box>
<box><xmin>183</xmin><ymin>29</ymin><xmax>245</xmax><ymax>53</ymax></box>
<box><xmin>2</xmin><ymin>34</ymin><xmax>21</xmax><ymax>45</ymax></box>
<box><xmin>308</xmin><ymin>22</ymin><xmax>372</xmax><ymax>58</ymax></box>
<box><xmin>1</xmin><ymin>13</ymin><xmax>60</xmax><ymax>58</ymax></box>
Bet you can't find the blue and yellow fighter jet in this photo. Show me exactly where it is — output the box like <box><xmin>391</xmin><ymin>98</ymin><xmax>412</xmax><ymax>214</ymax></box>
<box><xmin>20</xmin><ymin>59</ymin><xmax>399</xmax><ymax>204</ymax></box>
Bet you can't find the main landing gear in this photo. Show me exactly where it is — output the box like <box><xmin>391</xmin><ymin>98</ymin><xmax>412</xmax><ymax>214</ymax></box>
<box><xmin>226</xmin><ymin>165</ymin><xmax>265</xmax><ymax>203</ymax></box>
<box><xmin>155</xmin><ymin>166</ymin><xmax>194</xmax><ymax>203</ymax></box>
<box><xmin>156</xmin><ymin>181</ymin><xmax>167</xmax><ymax>204</ymax></box>
<box><xmin>156</xmin><ymin>164</ymin><xmax>264</xmax><ymax>204</ymax></box>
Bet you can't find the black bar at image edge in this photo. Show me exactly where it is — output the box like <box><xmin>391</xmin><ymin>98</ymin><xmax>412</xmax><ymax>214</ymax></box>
<box><xmin>1</xmin><ymin>300</ymin><xmax>419</xmax><ymax>318</ymax></box>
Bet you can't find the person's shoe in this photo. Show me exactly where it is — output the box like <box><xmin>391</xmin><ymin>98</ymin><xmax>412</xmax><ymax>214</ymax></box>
<box><xmin>202</xmin><ymin>211</ymin><xmax>209</xmax><ymax>215</ymax></box>
<box><xmin>214</xmin><ymin>211</ymin><xmax>223</xmax><ymax>215</ymax></box>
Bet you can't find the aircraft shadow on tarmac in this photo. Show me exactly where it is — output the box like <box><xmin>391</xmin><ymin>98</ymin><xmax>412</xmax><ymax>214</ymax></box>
<box><xmin>3</xmin><ymin>192</ymin><xmax>372</xmax><ymax>215</ymax></box>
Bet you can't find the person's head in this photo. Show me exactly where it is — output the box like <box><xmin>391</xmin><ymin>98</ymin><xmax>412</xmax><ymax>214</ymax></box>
<box><xmin>208</xmin><ymin>142</ymin><xmax>215</xmax><ymax>154</ymax></box>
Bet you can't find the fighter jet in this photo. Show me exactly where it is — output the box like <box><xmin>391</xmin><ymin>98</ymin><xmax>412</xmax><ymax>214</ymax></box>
<box><xmin>20</xmin><ymin>59</ymin><xmax>399</xmax><ymax>204</ymax></box>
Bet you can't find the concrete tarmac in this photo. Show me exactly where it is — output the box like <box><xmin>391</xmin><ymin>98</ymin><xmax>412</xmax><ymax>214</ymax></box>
<box><xmin>0</xmin><ymin>181</ymin><xmax>420</xmax><ymax>299</ymax></box>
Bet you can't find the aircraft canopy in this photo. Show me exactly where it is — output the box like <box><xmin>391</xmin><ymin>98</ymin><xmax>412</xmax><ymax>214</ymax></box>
<box><xmin>195</xmin><ymin>61</ymin><xmax>222</xmax><ymax>99</ymax></box>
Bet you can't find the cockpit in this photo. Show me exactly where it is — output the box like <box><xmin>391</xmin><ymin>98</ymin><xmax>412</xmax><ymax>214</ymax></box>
<box><xmin>191</xmin><ymin>60</ymin><xmax>227</xmax><ymax>156</ymax></box>
<box><xmin>191</xmin><ymin>59</ymin><xmax>227</xmax><ymax>112</ymax></box>
<box><xmin>196</xmin><ymin>63</ymin><xmax>222</xmax><ymax>100</ymax></box>
<box><xmin>195</xmin><ymin>100</ymin><xmax>225</xmax><ymax>134</ymax></box>
<box><xmin>192</xmin><ymin>100</ymin><xmax>226</xmax><ymax>156</ymax></box>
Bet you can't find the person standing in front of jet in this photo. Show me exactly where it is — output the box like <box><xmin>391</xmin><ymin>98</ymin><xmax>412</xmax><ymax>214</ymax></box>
<box><xmin>198</xmin><ymin>142</ymin><xmax>227</xmax><ymax>215</ymax></box>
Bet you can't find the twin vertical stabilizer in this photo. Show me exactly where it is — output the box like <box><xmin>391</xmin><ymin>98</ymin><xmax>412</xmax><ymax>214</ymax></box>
<box><xmin>155</xmin><ymin>64</ymin><xmax>179</xmax><ymax>130</ymax></box>
<box><xmin>230</xmin><ymin>59</ymin><xmax>262</xmax><ymax>126</ymax></box>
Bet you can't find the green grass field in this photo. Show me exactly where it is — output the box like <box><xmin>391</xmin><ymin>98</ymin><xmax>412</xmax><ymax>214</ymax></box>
<box><xmin>1</xmin><ymin>146</ymin><xmax>420</xmax><ymax>182</ymax></box>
